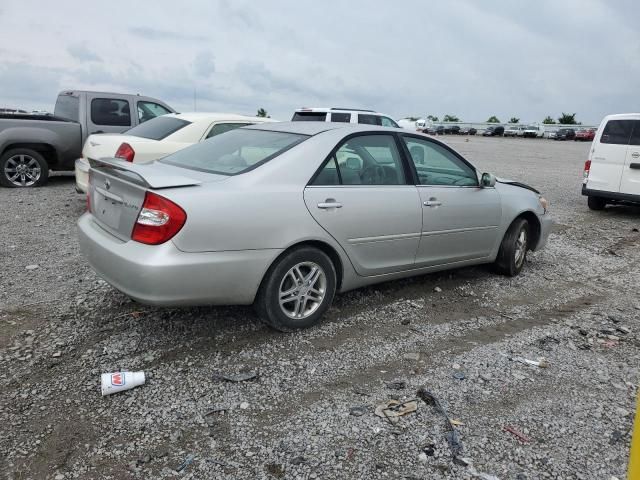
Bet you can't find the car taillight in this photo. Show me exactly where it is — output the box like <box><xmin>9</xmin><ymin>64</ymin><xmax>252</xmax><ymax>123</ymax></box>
<box><xmin>131</xmin><ymin>192</ymin><xmax>186</xmax><ymax>245</ymax></box>
<box><xmin>583</xmin><ymin>160</ymin><xmax>591</xmax><ymax>180</ymax></box>
<box><xmin>115</xmin><ymin>142</ymin><xmax>135</xmax><ymax>162</ymax></box>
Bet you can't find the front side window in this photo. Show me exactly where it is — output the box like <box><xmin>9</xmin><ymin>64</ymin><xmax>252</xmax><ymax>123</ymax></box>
<box><xmin>403</xmin><ymin>136</ymin><xmax>477</xmax><ymax>186</ymax></box>
<box><xmin>330</xmin><ymin>112</ymin><xmax>351</xmax><ymax>123</ymax></box>
<box><xmin>311</xmin><ymin>134</ymin><xmax>405</xmax><ymax>186</ymax></box>
<box><xmin>124</xmin><ymin>116</ymin><xmax>191</xmax><ymax>140</ymax></box>
<box><xmin>630</xmin><ymin>120</ymin><xmax>640</xmax><ymax>146</ymax></box>
<box><xmin>600</xmin><ymin>120</ymin><xmax>634</xmax><ymax>145</ymax></box>
<box><xmin>206</xmin><ymin>122</ymin><xmax>251</xmax><ymax>139</ymax></box>
<box><xmin>137</xmin><ymin>101</ymin><xmax>172</xmax><ymax>123</ymax></box>
<box><xmin>91</xmin><ymin>98</ymin><xmax>131</xmax><ymax>126</ymax></box>
<box><xmin>160</xmin><ymin>129</ymin><xmax>308</xmax><ymax>175</ymax></box>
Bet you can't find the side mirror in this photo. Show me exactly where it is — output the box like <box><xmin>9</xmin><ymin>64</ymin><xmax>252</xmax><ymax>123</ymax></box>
<box><xmin>481</xmin><ymin>172</ymin><xmax>496</xmax><ymax>188</ymax></box>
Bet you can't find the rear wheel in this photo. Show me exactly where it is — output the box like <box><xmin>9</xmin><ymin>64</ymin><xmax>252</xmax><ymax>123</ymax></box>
<box><xmin>255</xmin><ymin>247</ymin><xmax>336</xmax><ymax>331</ymax></box>
<box><xmin>587</xmin><ymin>196</ymin><xmax>607</xmax><ymax>210</ymax></box>
<box><xmin>494</xmin><ymin>218</ymin><xmax>530</xmax><ymax>277</ymax></box>
<box><xmin>0</xmin><ymin>148</ymin><xmax>49</xmax><ymax>188</ymax></box>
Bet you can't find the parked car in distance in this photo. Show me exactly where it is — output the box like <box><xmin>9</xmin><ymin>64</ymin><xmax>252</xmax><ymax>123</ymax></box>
<box><xmin>0</xmin><ymin>90</ymin><xmax>174</xmax><ymax>187</ymax></box>
<box><xmin>483</xmin><ymin>126</ymin><xmax>505</xmax><ymax>136</ymax></box>
<box><xmin>582</xmin><ymin>113</ymin><xmax>640</xmax><ymax>210</ymax></box>
<box><xmin>554</xmin><ymin>128</ymin><xmax>576</xmax><ymax>141</ymax></box>
<box><xmin>444</xmin><ymin>125</ymin><xmax>461</xmax><ymax>134</ymax></box>
<box><xmin>504</xmin><ymin>126</ymin><xmax>522</xmax><ymax>137</ymax></box>
<box><xmin>546</xmin><ymin>131</ymin><xmax>557</xmax><ymax>140</ymax></box>
<box><xmin>74</xmin><ymin>113</ymin><xmax>277</xmax><ymax>193</ymax></box>
<box><xmin>575</xmin><ymin>128</ymin><xmax>596</xmax><ymax>141</ymax></box>
<box><xmin>421</xmin><ymin>125</ymin><xmax>438</xmax><ymax>135</ymax></box>
<box><xmin>292</xmin><ymin>107</ymin><xmax>399</xmax><ymax>128</ymax></box>
<box><xmin>468</xmin><ymin>127</ymin><xmax>477</xmax><ymax>135</ymax></box>
<box><xmin>523</xmin><ymin>125</ymin><xmax>545</xmax><ymax>138</ymax></box>
<box><xmin>79</xmin><ymin>122</ymin><xmax>551</xmax><ymax>331</ymax></box>
<box><xmin>435</xmin><ymin>125</ymin><xmax>445</xmax><ymax>135</ymax></box>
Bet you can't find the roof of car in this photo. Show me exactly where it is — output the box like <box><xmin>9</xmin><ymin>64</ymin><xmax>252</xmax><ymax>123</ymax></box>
<box><xmin>245</xmin><ymin>121</ymin><xmax>401</xmax><ymax>136</ymax></box>
<box><xmin>165</xmin><ymin>112</ymin><xmax>278</xmax><ymax>123</ymax></box>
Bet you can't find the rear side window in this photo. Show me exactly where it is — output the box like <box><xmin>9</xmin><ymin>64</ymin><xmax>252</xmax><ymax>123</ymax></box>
<box><xmin>381</xmin><ymin>116</ymin><xmax>399</xmax><ymax>128</ymax></box>
<box><xmin>91</xmin><ymin>98</ymin><xmax>131</xmax><ymax>126</ymax></box>
<box><xmin>600</xmin><ymin>120</ymin><xmax>634</xmax><ymax>145</ymax></box>
<box><xmin>629</xmin><ymin>120</ymin><xmax>640</xmax><ymax>146</ymax></box>
<box><xmin>330</xmin><ymin>112</ymin><xmax>351</xmax><ymax>123</ymax></box>
<box><xmin>137</xmin><ymin>101</ymin><xmax>172</xmax><ymax>124</ymax></box>
<box><xmin>160</xmin><ymin>129</ymin><xmax>308</xmax><ymax>175</ymax></box>
<box><xmin>206</xmin><ymin>122</ymin><xmax>251</xmax><ymax>139</ymax></box>
<box><xmin>292</xmin><ymin>112</ymin><xmax>327</xmax><ymax>121</ymax></box>
<box><xmin>54</xmin><ymin>95</ymin><xmax>79</xmax><ymax>121</ymax></box>
<box><xmin>358</xmin><ymin>114</ymin><xmax>382</xmax><ymax>126</ymax></box>
<box><xmin>124</xmin><ymin>116</ymin><xmax>191</xmax><ymax>140</ymax></box>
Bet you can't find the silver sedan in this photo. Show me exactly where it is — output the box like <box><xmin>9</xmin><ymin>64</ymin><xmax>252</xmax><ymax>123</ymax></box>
<box><xmin>78</xmin><ymin>122</ymin><xmax>552</xmax><ymax>330</ymax></box>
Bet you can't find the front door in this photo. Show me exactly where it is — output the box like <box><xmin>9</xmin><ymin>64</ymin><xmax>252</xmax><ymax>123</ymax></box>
<box><xmin>304</xmin><ymin>133</ymin><xmax>422</xmax><ymax>276</ymax></box>
<box><xmin>401</xmin><ymin>135</ymin><xmax>502</xmax><ymax>267</ymax></box>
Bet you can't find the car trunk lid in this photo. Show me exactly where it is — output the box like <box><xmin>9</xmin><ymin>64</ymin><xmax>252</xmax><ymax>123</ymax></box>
<box><xmin>83</xmin><ymin>134</ymin><xmax>157</xmax><ymax>161</ymax></box>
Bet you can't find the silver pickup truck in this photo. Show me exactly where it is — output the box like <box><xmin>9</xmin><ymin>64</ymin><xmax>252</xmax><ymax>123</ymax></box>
<box><xmin>0</xmin><ymin>90</ymin><xmax>175</xmax><ymax>188</ymax></box>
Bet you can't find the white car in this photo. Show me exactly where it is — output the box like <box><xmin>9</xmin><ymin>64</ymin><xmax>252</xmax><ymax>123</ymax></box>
<box><xmin>74</xmin><ymin>113</ymin><xmax>277</xmax><ymax>193</ymax></box>
<box><xmin>523</xmin><ymin>125</ymin><xmax>545</xmax><ymax>138</ymax></box>
<box><xmin>582</xmin><ymin>113</ymin><xmax>640</xmax><ymax>210</ymax></box>
<box><xmin>291</xmin><ymin>107</ymin><xmax>400</xmax><ymax>128</ymax></box>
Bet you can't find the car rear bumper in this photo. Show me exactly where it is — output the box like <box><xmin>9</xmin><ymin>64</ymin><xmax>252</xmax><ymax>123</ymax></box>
<box><xmin>75</xmin><ymin>158</ymin><xmax>89</xmax><ymax>193</ymax></box>
<box><xmin>582</xmin><ymin>186</ymin><xmax>640</xmax><ymax>204</ymax></box>
<box><xmin>77</xmin><ymin>213</ymin><xmax>281</xmax><ymax>306</ymax></box>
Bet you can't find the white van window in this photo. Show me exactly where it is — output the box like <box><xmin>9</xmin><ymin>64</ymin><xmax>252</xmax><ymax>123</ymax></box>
<box><xmin>630</xmin><ymin>121</ymin><xmax>640</xmax><ymax>146</ymax></box>
<box><xmin>600</xmin><ymin>120</ymin><xmax>634</xmax><ymax>145</ymax></box>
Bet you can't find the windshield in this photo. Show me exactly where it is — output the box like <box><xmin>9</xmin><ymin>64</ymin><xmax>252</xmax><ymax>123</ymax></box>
<box><xmin>527</xmin><ymin>126</ymin><xmax>538</xmax><ymax>130</ymax></box>
<box><xmin>159</xmin><ymin>129</ymin><xmax>308</xmax><ymax>175</ymax></box>
<box><xmin>124</xmin><ymin>116</ymin><xmax>191</xmax><ymax>140</ymax></box>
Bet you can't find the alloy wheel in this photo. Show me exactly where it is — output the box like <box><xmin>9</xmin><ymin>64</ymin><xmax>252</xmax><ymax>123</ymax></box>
<box><xmin>4</xmin><ymin>154</ymin><xmax>41</xmax><ymax>187</ymax></box>
<box><xmin>278</xmin><ymin>261</ymin><xmax>327</xmax><ymax>320</ymax></box>
<box><xmin>514</xmin><ymin>229</ymin><xmax>528</xmax><ymax>268</ymax></box>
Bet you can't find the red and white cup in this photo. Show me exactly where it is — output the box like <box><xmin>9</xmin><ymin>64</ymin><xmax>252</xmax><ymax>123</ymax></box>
<box><xmin>101</xmin><ymin>371</ymin><xmax>145</xmax><ymax>396</ymax></box>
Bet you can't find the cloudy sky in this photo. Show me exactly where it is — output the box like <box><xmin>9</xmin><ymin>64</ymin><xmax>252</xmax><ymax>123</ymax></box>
<box><xmin>0</xmin><ymin>0</ymin><xmax>638</xmax><ymax>124</ymax></box>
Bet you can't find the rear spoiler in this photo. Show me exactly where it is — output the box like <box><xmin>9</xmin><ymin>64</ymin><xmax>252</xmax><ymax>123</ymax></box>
<box><xmin>88</xmin><ymin>157</ymin><xmax>201</xmax><ymax>189</ymax></box>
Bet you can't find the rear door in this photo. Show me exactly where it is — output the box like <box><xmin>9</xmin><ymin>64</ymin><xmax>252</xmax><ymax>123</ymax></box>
<box><xmin>587</xmin><ymin>119</ymin><xmax>634</xmax><ymax>193</ymax></box>
<box><xmin>619</xmin><ymin>120</ymin><xmax>640</xmax><ymax>195</ymax></box>
<box><xmin>401</xmin><ymin>135</ymin><xmax>501</xmax><ymax>267</ymax></box>
<box><xmin>86</xmin><ymin>94</ymin><xmax>134</xmax><ymax>135</ymax></box>
<box><xmin>304</xmin><ymin>133</ymin><xmax>422</xmax><ymax>276</ymax></box>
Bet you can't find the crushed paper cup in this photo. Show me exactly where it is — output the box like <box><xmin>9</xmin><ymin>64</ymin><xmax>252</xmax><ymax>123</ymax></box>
<box><xmin>101</xmin><ymin>371</ymin><xmax>145</xmax><ymax>396</ymax></box>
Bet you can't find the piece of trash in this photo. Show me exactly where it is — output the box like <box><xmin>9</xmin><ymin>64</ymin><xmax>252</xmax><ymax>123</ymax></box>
<box><xmin>239</xmin><ymin>402</ymin><xmax>250</xmax><ymax>410</ymax></box>
<box><xmin>204</xmin><ymin>406</ymin><xmax>228</xmax><ymax>416</ymax></box>
<box><xmin>503</xmin><ymin>425</ymin><xmax>530</xmax><ymax>443</ymax></box>
<box><xmin>101</xmin><ymin>371</ymin><xmax>145</xmax><ymax>396</ymax></box>
<box><xmin>513</xmin><ymin>356</ymin><xmax>549</xmax><ymax>368</ymax></box>
<box><xmin>453</xmin><ymin>372</ymin><xmax>466</xmax><ymax>380</ymax></box>
<box><xmin>616</xmin><ymin>326</ymin><xmax>631</xmax><ymax>335</ymax></box>
<box><xmin>349</xmin><ymin>406</ymin><xmax>368</xmax><ymax>417</ymax></box>
<box><xmin>433</xmin><ymin>286</ymin><xmax>443</xmax><ymax>293</ymax></box>
<box><xmin>25</xmin><ymin>264</ymin><xmax>39</xmax><ymax>270</ymax></box>
<box><xmin>417</xmin><ymin>388</ymin><xmax>463</xmax><ymax>457</ymax></box>
<box><xmin>175</xmin><ymin>454</ymin><xmax>195</xmax><ymax>472</ymax></box>
<box><xmin>212</xmin><ymin>371</ymin><xmax>258</xmax><ymax>382</ymax></box>
<box><xmin>386</xmin><ymin>379</ymin><xmax>407</xmax><ymax>390</ymax></box>
<box><xmin>451</xmin><ymin>419</ymin><xmax>465</xmax><ymax>426</ymax></box>
<box><xmin>375</xmin><ymin>399</ymin><xmax>418</xmax><ymax>423</ymax></box>
<box><xmin>422</xmin><ymin>443</ymin><xmax>436</xmax><ymax>456</ymax></box>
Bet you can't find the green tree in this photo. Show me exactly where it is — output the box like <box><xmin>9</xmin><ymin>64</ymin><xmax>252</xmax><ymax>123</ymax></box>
<box><xmin>427</xmin><ymin>115</ymin><xmax>439</xmax><ymax>122</ymax></box>
<box><xmin>257</xmin><ymin>108</ymin><xmax>268</xmax><ymax>118</ymax></box>
<box><xmin>542</xmin><ymin>116</ymin><xmax>556</xmax><ymax>124</ymax></box>
<box><xmin>407</xmin><ymin>116</ymin><xmax>420</xmax><ymax>121</ymax></box>
<box><xmin>558</xmin><ymin>112</ymin><xmax>577</xmax><ymax>125</ymax></box>
<box><xmin>443</xmin><ymin>114</ymin><xmax>459</xmax><ymax>122</ymax></box>
<box><xmin>486</xmin><ymin>115</ymin><xmax>500</xmax><ymax>123</ymax></box>
<box><xmin>509</xmin><ymin>117</ymin><xmax>520</xmax><ymax>124</ymax></box>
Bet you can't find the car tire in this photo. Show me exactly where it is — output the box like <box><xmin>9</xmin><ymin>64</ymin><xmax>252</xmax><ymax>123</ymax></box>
<box><xmin>587</xmin><ymin>196</ymin><xmax>607</xmax><ymax>211</ymax></box>
<box><xmin>0</xmin><ymin>148</ymin><xmax>49</xmax><ymax>188</ymax></box>
<box><xmin>494</xmin><ymin>218</ymin><xmax>530</xmax><ymax>277</ymax></box>
<box><xmin>255</xmin><ymin>247</ymin><xmax>337</xmax><ymax>332</ymax></box>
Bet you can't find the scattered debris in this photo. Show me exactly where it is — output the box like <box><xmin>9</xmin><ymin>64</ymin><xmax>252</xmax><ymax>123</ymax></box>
<box><xmin>239</xmin><ymin>402</ymin><xmax>250</xmax><ymax>410</ymax></box>
<box><xmin>616</xmin><ymin>326</ymin><xmax>631</xmax><ymax>335</ymax></box>
<box><xmin>434</xmin><ymin>286</ymin><xmax>443</xmax><ymax>293</ymax></box>
<box><xmin>175</xmin><ymin>454</ymin><xmax>195</xmax><ymax>472</ymax></box>
<box><xmin>212</xmin><ymin>371</ymin><xmax>259</xmax><ymax>382</ymax></box>
<box><xmin>25</xmin><ymin>264</ymin><xmax>39</xmax><ymax>270</ymax></box>
<box><xmin>375</xmin><ymin>399</ymin><xmax>418</xmax><ymax>423</ymax></box>
<box><xmin>101</xmin><ymin>371</ymin><xmax>145</xmax><ymax>396</ymax></box>
<box><xmin>453</xmin><ymin>372</ymin><xmax>466</xmax><ymax>380</ymax></box>
<box><xmin>386</xmin><ymin>379</ymin><xmax>407</xmax><ymax>390</ymax></box>
<box><xmin>349</xmin><ymin>406</ymin><xmax>367</xmax><ymax>417</ymax></box>
<box><xmin>204</xmin><ymin>406</ymin><xmax>228</xmax><ymax>416</ymax></box>
<box><xmin>417</xmin><ymin>388</ymin><xmax>463</xmax><ymax>457</ymax></box>
<box><xmin>512</xmin><ymin>356</ymin><xmax>549</xmax><ymax>368</ymax></box>
<box><xmin>52</xmin><ymin>351</ymin><xmax>61</xmax><ymax>358</ymax></box>
<box><xmin>451</xmin><ymin>419</ymin><xmax>465</xmax><ymax>426</ymax></box>
<box><xmin>503</xmin><ymin>425</ymin><xmax>530</xmax><ymax>443</ymax></box>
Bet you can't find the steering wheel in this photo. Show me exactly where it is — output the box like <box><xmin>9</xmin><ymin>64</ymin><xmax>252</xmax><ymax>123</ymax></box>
<box><xmin>360</xmin><ymin>165</ymin><xmax>385</xmax><ymax>184</ymax></box>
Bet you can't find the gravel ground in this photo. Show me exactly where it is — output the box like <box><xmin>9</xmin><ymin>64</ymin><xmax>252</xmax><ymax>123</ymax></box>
<box><xmin>1</xmin><ymin>136</ymin><xmax>639</xmax><ymax>480</ymax></box>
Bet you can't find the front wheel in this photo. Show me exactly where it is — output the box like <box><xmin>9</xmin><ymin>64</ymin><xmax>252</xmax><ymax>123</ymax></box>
<box><xmin>0</xmin><ymin>148</ymin><xmax>49</xmax><ymax>188</ymax></box>
<box><xmin>255</xmin><ymin>247</ymin><xmax>336</xmax><ymax>331</ymax></box>
<box><xmin>494</xmin><ymin>218</ymin><xmax>530</xmax><ymax>277</ymax></box>
<box><xmin>587</xmin><ymin>196</ymin><xmax>607</xmax><ymax>210</ymax></box>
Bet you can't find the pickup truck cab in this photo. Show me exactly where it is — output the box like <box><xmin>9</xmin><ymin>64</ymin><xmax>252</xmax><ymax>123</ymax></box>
<box><xmin>582</xmin><ymin>113</ymin><xmax>640</xmax><ymax>210</ymax></box>
<box><xmin>0</xmin><ymin>90</ymin><xmax>174</xmax><ymax>187</ymax></box>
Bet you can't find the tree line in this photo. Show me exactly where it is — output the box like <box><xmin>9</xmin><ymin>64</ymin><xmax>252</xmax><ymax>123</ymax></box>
<box><xmin>410</xmin><ymin>112</ymin><xmax>581</xmax><ymax>125</ymax></box>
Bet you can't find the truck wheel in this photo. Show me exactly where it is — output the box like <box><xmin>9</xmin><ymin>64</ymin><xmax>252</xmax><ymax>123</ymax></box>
<box><xmin>0</xmin><ymin>149</ymin><xmax>49</xmax><ymax>188</ymax></box>
<box><xmin>587</xmin><ymin>196</ymin><xmax>606</xmax><ymax>211</ymax></box>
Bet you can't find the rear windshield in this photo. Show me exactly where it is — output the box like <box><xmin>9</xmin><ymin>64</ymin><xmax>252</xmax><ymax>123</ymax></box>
<box><xmin>124</xmin><ymin>116</ymin><xmax>191</xmax><ymax>140</ymax></box>
<box><xmin>54</xmin><ymin>94</ymin><xmax>79</xmax><ymax>122</ymax></box>
<box><xmin>292</xmin><ymin>112</ymin><xmax>327</xmax><ymax>121</ymax></box>
<box><xmin>160</xmin><ymin>129</ymin><xmax>308</xmax><ymax>175</ymax></box>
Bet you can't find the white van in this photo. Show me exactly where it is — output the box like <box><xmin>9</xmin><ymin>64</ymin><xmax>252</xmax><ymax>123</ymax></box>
<box><xmin>582</xmin><ymin>113</ymin><xmax>640</xmax><ymax>210</ymax></box>
<box><xmin>292</xmin><ymin>107</ymin><xmax>400</xmax><ymax>128</ymax></box>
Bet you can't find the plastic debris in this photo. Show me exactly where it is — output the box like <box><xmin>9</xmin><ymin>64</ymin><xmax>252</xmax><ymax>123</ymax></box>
<box><xmin>417</xmin><ymin>388</ymin><xmax>463</xmax><ymax>457</ymax></box>
<box><xmin>101</xmin><ymin>371</ymin><xmax>145</xmax><ymax>396</ymax></box>
<box><xmin>212</xmin><ymin>371</ymin><xmax>258</xmax><ymax>382</ymax></box>
<box><xmin>176</xmin><ymin>454</ymin><xmax>195</xmax><ymax>472</ymax></box>
<box><xmin>453</xmin><ymin>372</ymin><xmax>466</xmax><ymax>380</ymax></box>
<box><xmin>386</xmin><ymin>379</ymin><xmax>407</xmax><ymax>390</ymax></box>
<box><xmin>513</xmin><ymin>356</ymin><xmax>549</xmax><ymax>368</ymax></box>
<box><xmin>503</xmin><ymin>425</ymin><xmax>530</xmax><ymax>443</ymax></box>
<box><xmin>375</xmin><ymin>399</ymin><xmax>418</xmax><ymax>423</ymax></box>
<box><xmin>349</xmin><ymin>406</ymin><xmax>368</xmax><ymax>417</ymax></box>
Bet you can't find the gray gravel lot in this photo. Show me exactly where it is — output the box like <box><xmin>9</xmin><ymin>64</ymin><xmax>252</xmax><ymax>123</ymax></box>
<box><xmin>1</xmin><ymin>136</ymin><xmax>639</xmax><ymax>480</ymax></box>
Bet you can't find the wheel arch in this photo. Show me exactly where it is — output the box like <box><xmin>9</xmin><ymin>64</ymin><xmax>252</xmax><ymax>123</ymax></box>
<box><xmin>513</xmin><ymin>210</ymin><xmax>541</xmax><ymax>250</ymax></box>
<box><xmin>1</xmin><ymin>143</ymin><xmax>58</xmax><ymax>167</ymax></box>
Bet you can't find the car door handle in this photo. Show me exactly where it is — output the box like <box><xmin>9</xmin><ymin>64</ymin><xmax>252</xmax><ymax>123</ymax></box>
<box><xmin>423</xmin><ymin>200</ymin><xmax>442</xmax><ymax>207</ymax></box>
<box><xmin>317</xmin><ymin>202</ymin><xmax>342</xmax><ymax>209</ymax></box>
